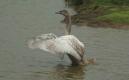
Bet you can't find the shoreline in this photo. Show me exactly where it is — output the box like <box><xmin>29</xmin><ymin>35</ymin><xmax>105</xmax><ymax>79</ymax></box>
<box><xmin>70</xmin><ymin>5</ymin><xmax>129</xmax><ymax>29</ymax></box>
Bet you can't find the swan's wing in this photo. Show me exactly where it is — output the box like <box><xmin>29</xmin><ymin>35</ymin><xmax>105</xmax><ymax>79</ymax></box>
<box><xmin>60</xmin><ymin>35</ymin><xmax>85</xmax><ymax>59</ymax></box>
<box><xmin>28</xmin><ymin>33</ymin><xmax>57</xmax><ymax>53</ymax></box>
<box><xmin>58</xmin><ymin>35</ymin><xmax>84</xmax><ymax>60</ymax></box>
<box><xmin>70</xmin><ymin>38</ymin><xmax>85</xmax><ymax>59</ymax></box>
<box><xmin>28</xmin><ymin>34</ymin><xmax>83</xmax><ymax>60</ymax></box>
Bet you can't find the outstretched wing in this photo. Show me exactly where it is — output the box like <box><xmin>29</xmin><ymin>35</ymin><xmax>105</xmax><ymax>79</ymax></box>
<box><xmin>28</xmin><ymin>34</ymin><xmax>85</xmax><ymax>61</ymax></box>
<box><xmin>71</xmin><ymin>39</ymin><xmax>85</xmax><ymax>58</ymax></box>
<box><xmin>67</xmin><ymin>35</ymin><xmax>85</xmax><ymax>59</ymax></box>
<box><xmin>59</xmin><ymin>35</ymin><xmax>85</xmax><ymax>60</ymax></box>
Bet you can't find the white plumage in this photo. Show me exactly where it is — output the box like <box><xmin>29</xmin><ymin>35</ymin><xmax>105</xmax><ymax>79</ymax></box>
<box><xmin>28</xmin><ymin>33</ymin><xmax>85</xmax><ymax>65</ymax></box>
<box><xmin>28</xmin><ymin>10</ymin><xmax>89</xmax><ymax>65</ymax></box>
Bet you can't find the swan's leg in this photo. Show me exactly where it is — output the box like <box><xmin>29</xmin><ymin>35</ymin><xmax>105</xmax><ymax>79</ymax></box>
<box><xmin>57</xmin><ymin>53</ymin><xmax>65</xmax><ymax>60</ymax></box>
<box><xmin>60</xmin><ymin>54</ymin><xmax>65</xmax><ymax>60</ymax></box>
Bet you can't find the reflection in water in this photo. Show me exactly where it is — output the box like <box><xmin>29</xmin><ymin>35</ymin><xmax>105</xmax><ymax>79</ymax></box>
<box><xmin>52</xmin><ymin>64</ymin><xmax>86</xmax><ymax>80</ymax></box>
<box><xmin>27</xmin><ymin>64</ymin><xmax>86</xmax><ymax>80</ymax></box>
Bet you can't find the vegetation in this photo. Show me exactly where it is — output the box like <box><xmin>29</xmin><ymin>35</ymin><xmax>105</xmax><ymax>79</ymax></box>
<box><xmin>67</xmin><ymin>0</ymin><xmax>129</xmax><ymax>28</ymax></box>
<box><xmin>69</xmin><ymin>0</ymin><xmax>129</xmax><ymax>6</ymax></box>
<box><xmin>97</xmin><ymin>11</ymin><xmax>129</xmax><ymax>24</ymax></box>
<box><xmin>93</xmin><ymin>0</ymin><xmax>129</xmax><ymax>5</ymax></box>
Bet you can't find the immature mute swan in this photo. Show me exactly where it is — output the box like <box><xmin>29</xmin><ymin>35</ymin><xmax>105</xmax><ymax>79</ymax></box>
<box><xmin>28</xmin><ymin>10</ymin><xmax>94</xmax><ymax>66</ymax></box>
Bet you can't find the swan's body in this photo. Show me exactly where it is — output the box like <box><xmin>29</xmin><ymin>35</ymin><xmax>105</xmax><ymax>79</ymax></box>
<box><xmin>28</xmin><ymin>33</ymin><xmax>85</xmax><ymax>65</ymax></box>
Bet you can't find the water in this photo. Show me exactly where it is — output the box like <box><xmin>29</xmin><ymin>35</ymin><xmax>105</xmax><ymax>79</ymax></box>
<box><xmin>0</xmin><ymin>0</ymin><xmax>129</xmax><ymax>80</ymax></box>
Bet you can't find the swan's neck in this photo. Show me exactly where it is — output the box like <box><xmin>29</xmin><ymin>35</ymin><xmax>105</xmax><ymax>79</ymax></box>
<box><xmin>64</xmin><ymin>15</ymin><xmax>71</xmax><ymax>35</ymax></box>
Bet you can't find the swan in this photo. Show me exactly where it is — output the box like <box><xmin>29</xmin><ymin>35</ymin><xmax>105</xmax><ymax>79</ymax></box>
<box><xmin>28</xmin><ymin>10</ymin><xmax>95</xmax><ymax>66</ymax></box>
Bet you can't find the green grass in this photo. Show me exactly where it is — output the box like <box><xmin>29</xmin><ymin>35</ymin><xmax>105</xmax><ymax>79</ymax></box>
<box><xmin>72</xmin><ymin>0</ymin><xmax>129</xmax><ymax>25</ymax></box>
<box><xmin>91</xmin><ymin>0</ymin><xmax>129</xmax><ymax>6</ymax></box>
<box><xmin>97</xmin><ymin>11</ymin><xmax>129</xmax><ymax>24</ymax></box>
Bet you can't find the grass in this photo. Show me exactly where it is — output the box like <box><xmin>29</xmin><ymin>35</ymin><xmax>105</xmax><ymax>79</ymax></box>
<box><xmin>97</xmin><ymin>10</ymin><xmax>129</xmax><ymax>24</ymax></box>
<box><xmin>71</xmin><ymin>1</ymin><xmax>129</xmax><ymax>27</ymax></box>
<box><xmin>85</xmin><ymin>1</ymin><xmax>129</xmax><ymax>25</ymax></box>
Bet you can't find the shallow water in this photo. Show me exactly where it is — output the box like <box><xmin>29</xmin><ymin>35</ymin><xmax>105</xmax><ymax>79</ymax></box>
<box><xmin>0</xmin><ymin>0</ymin><xmax>129</xmax><ymax>80</ymax></box>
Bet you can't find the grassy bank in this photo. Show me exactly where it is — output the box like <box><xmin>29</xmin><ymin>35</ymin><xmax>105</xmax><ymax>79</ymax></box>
<box><xmin>70</xmin><ymin>0</ymin><xmax>129</xmax><ymax>29</ymax></box>
<box><xmin>97</xmin><ymin>10</ymin><xmax>129</xmax><ymax>24</ymax></box>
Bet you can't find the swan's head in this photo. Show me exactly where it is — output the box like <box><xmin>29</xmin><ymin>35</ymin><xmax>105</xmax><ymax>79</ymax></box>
<box><xmin>28</xmin><ymin>33</ymin><xmax>57</xmax><ymax>49</ymax></box>
<box><xmin>56</xmin><ymin>10</ymin><xmax>69</xmax><ymax>16</ymax></box>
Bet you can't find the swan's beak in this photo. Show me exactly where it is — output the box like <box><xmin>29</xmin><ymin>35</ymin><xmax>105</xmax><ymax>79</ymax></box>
<box><xmin>55</xmin><ymin>11</ymin><xmax>62</xmax><ymax>14</ymax></box>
